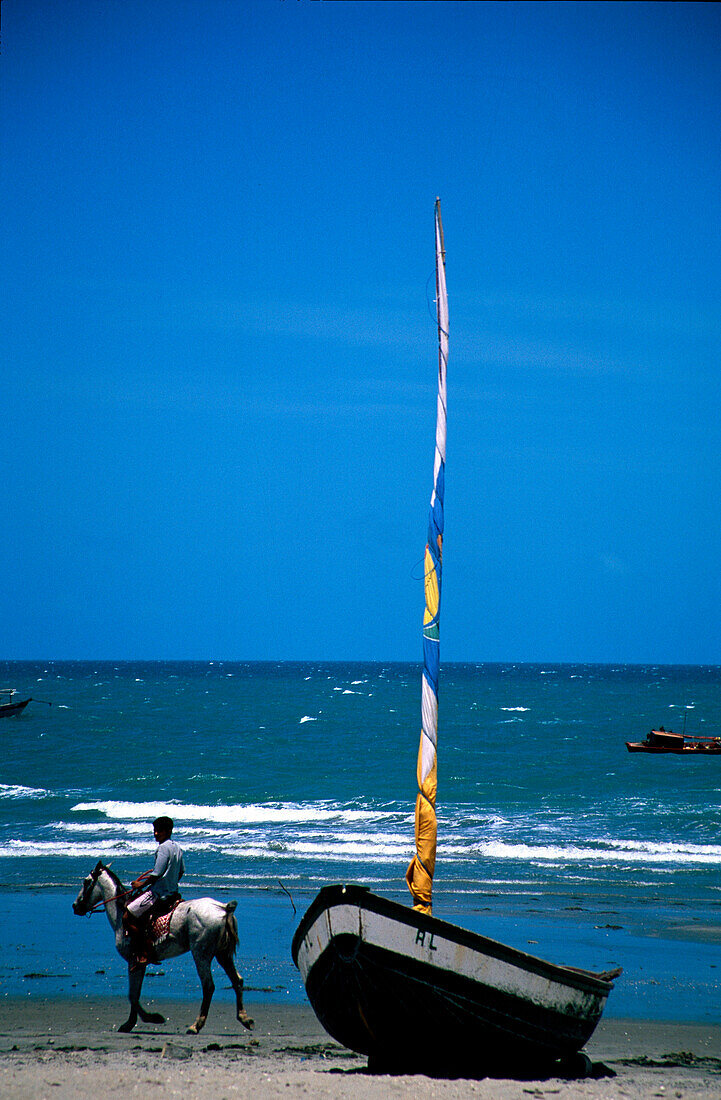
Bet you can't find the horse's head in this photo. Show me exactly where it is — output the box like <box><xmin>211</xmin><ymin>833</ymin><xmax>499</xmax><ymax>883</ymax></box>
<box><xmin>72</xmin><ymin>860</ymin><xmax>105</xmax><ymax>915</ymax></box>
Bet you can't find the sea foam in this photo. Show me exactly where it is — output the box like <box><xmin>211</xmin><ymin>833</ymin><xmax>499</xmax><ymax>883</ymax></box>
<box><xmin>70</xmin><ymin>799</ymin><xmax>395</xmax><ymax>824</ymax></box>
<box><xmin>0</xmin><ymin>783</ymin><xmax>52</xmax><ymax>800</ymax></box>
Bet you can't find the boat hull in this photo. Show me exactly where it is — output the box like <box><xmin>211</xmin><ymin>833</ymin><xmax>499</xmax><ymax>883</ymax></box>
<box><xmin>626</xmin><ymin>731</ymin><xmax>721</xmax><ymax>754</ymax></box>
<box><xmin>626</xmin><ymin>742</ymin><xmax>721</xmax><ymax>754</ymax></box>
<box><xmin>0</xmin><ymin>697</ymin><xmax>31</xmax><ymax>717</ymax></box>
<box><xmin>291</xmin><ymin>884</ymin><xmax>615</xmax><ymax>1074</ymax></box>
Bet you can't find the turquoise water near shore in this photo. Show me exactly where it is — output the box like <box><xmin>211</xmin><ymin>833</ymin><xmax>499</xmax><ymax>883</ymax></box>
<box><xmin>1</xmin><ymin>660</ymin><xmax>720</xmax><ymax>1019</ymax></box>
<box><xmin>2</xmin><ymin>887</ymin><xmax>720</xmax><ymax>1023</ymax></box>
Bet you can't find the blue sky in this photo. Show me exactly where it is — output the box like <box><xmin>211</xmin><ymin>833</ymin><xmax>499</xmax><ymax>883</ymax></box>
<box><xmin>2</xmin><ymin>1</ymin><xmax>720</xmax><ymax>662</ymax></box>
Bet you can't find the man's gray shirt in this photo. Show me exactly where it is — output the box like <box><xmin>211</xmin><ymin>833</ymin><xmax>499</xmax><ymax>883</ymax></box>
<box><xmin>151</xmin><ymin>839</ymin><xmax>185</xmax><ymax>898</ymax></box>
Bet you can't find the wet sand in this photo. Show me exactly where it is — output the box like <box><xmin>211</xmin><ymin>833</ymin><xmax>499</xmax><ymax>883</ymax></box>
<box><xmin>1</xmin><ymin>997</ymin><xmax>720</xmax><ymax>1099</ymax></box>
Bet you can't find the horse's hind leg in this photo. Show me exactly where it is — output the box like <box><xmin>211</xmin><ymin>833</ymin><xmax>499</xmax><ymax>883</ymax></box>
<box><xmin>118</xmin><ymin>963</ymin><xmax>147</xmax><ymax>1033</ymax></box>
<box><xmin>216</xmin><ymin>950</ymin><xmax>254</xmax><ymax>1030</ymax></box>
<box><xmin>187</xmin><ymin>949</ymin><xmax>214</xmax><ymax>1034</ymax></box>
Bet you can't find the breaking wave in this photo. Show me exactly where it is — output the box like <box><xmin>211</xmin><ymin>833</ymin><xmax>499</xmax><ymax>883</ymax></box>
<box><xmin>71</xmin><ymin>799</ymin><xmax>396</xmax><ymax>824</ymax></box>
<box><xmin>0</xmin><ymin>783</ymin><xmax>52</xmax><ymax>800</ymax></box>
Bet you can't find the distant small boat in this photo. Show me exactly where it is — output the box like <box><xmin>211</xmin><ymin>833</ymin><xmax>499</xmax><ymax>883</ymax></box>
<box><xmin>0</xmin><ymin>690</ymin><xmax>33</xmax><ymax>717</ymax></box>
<box><xmin>626</xmin><ymin>728</ymin><xmax>721</xmax><ymax>754</ymax></box>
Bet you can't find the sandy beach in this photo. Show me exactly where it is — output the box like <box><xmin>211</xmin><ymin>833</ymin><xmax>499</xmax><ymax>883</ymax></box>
<box><xmin>1</xmin><ymin>997</ymin><xmax>720</xmax><ymax>1099</ymax></box>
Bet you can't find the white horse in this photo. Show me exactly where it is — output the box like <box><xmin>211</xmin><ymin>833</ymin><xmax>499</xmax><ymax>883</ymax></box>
<box><xmin>73</xmin><ymin>861</ymin><xmax>255</xmax><ymax>1036</ymax></box>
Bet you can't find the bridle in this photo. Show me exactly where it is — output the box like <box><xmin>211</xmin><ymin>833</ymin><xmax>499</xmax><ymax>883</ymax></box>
<box><xmin>78</xmin><ymin>863</ymin><xmax>149</xmax><ymax>915</ymax></box>
<box><xmin>76</xmin><ymin>863</ymin><xmax>106</xmax><ymax>915</ymax></box>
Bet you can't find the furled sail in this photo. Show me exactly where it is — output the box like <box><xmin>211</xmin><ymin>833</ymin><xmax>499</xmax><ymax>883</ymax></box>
<box><xmin>406</xmin><ymin>199</ymin><xmax>448</xmax><ymax>914</ymax></box>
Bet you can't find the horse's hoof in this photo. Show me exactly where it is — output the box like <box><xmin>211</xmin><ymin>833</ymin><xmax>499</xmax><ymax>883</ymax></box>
<box><xmin>186</xmin><ymin>1025</ymin><xmax>198</xmax><ymax>1035</ymax></box>
<box><xmin>239</xmin><ymin>1013</ymin><xmax>254</xmax><ymax>1031</ymax></box>
<box><xmin>118</xmin><ymin>1022</ymin><xmax>134</xmax><ymax>1033</ymax></box>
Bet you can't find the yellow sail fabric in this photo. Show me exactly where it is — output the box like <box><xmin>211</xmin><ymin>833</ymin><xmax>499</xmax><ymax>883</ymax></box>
<box><xmin>406</xmin><ymin>199</ymin><xmax>448</xmax><ymax>914</ymax></box>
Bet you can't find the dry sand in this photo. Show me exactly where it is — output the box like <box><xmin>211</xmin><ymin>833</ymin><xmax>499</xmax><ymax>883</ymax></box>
<box><xmin>1</xmin><ymin>997</ymin><xmax>720</xmax><ymax>1099</ymax></box>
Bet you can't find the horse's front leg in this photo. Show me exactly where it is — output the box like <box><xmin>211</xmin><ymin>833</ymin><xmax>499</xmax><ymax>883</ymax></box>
<box><xmin>216</xmin><ymin>951</ymin><xmax>254</xmax><ymax>1030</ymax></box>
<box><xmin>187</xmin><ymin>950</ymin><xmax>214</xmax><ymax>1034</ymax></box>
<box><xmin>118</xmin><ymin>962</ymin><xmax>146</xmax><ymax>1033</ymax></box>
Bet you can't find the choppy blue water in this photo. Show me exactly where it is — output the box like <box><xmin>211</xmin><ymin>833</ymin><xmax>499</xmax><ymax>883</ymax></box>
<box><xmin>1</xmin><ymin>660</ymin><xmax>720</xmax><ymax>1018</ymax></box>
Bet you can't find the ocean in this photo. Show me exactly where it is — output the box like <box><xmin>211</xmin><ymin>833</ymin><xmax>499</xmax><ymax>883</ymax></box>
<box><xmin>1</xmin><ymin>660</ymin><xmax>720</xmax><ymax>1021</ymax></box>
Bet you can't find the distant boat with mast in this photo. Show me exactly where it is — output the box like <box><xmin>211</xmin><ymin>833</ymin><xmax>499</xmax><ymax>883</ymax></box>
<box><xmin>0</xmin><ymin>690</ymin><xmax>51</xmax><ymax>717</ymax></box>
<box><xmin>0</xmin><ymin>690</ymin><xmax>33</xmax><ymax>717</ymax></box>
<box><xmin>626</xmin><ymin>727</ymin><xmax>721</xmax><ymax>754</ymax></box>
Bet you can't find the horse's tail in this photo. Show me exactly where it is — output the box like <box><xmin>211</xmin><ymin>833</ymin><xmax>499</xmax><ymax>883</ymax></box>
<box><xmin>217</xmin><ymin>900</ymin><xmax>239</xmax><ymax>957</ymax></box>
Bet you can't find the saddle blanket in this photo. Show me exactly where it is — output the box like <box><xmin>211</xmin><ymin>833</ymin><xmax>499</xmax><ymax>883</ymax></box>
<box><xmin>150</xmin><ymin>900</ymin><xmax>180</xmax><ymax>942</ymax></box>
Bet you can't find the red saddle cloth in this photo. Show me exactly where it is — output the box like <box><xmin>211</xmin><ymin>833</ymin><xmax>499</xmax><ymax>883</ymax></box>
<box><xmin>149</xmin><ymin>896</ymin><xmax>182</xmax><ymax>942</ymax></box>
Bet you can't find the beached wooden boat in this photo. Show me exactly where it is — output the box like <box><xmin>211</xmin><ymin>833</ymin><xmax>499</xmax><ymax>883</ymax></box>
<box><xmin>0</xmin><ymin>690</ymin><xmax>32</xmax><ymax>717</ymax></box>
<box><xmin>626</xmin><ymin>728</ymin><xmax>721</xmax><ymax>754</ymax></box>
<box><xmin>292</xmin><ymin>202</ymin><xmax>618</xmax><ymax>1075</ymax></box>
<box><xmin>292</xmin><ymin>884</ymin><xmax>618</xmax><ymax>1075</ymax></box>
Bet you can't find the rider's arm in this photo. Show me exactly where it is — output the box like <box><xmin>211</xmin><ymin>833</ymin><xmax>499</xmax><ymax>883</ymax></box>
<box><xmin>151</xmin><ymin>842</ymin><xmax>171</xmax><ymax>881</ymax></box>
<box><xmin>131</xmin><ymin>843</ymin><xmax>174</xmax><ymax>892</ymax></box>
<box><xmin>131</xmin><ymin>870</ymin><xmax>156</xmax><ymax>890</ymax></box>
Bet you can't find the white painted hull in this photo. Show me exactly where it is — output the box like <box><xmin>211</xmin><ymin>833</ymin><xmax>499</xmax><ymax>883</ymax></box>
<box><xmin>292</xmin><ymin>884</ymin><xmax>617</xmax><ymax>1074</ymax></box>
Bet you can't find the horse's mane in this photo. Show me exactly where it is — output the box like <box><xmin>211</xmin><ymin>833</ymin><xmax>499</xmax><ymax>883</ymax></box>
<box><xmin>100</xmin><ymin>863</ymin><xmax>126</xmax><ymax>892</ymax></box>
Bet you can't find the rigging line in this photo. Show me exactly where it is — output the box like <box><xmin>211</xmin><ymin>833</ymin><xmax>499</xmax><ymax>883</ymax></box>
<box><xmin>418</xmin><ymin>790</ymin><xmax>435</xmax><ymax>814</ymax></box>
<box><xmin>420</xmin><ymin>728</ymin><xmax>438</xmax><ymax>759</ymax></box>
<box><xmin>278</xmin><ymin>878</ymin><xmax>297</xmax><ymax>915</ymax></box>
<box><xmin>410</xmin><ymin>555</ymin><xmax>426</xmax><ymax>580</ymax></box>
<box><xmin>425</xmin><ymin>271</ymin><xmax>436</xmax><ymax>322</ymax></box>
<box><xmin>413</xmin><ymin>851</ymin><xmax>432</xmax><ymax>876</ymax></box>
<box><xmin>411</xmin><ymin>555</ymin><xmax>442</xmax><ymax>582</ymax></box>
<box><xmin>426</xmin><ymin>276</ymin><xmax>450</xmax><ymax>343</ymax></box>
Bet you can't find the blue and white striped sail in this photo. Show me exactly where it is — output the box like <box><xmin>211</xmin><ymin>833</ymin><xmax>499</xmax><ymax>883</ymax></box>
<box><xmin>406</xmin><ymin>199</ymin><xmax>448</xmax><ymax>914</ymax></box>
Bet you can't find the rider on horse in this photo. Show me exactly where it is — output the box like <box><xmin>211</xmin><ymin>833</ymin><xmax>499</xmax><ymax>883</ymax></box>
<box><xmin>123</xmin><ymin>816</ymin><xmax>185</xmax><ymax>966</ymax></box>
